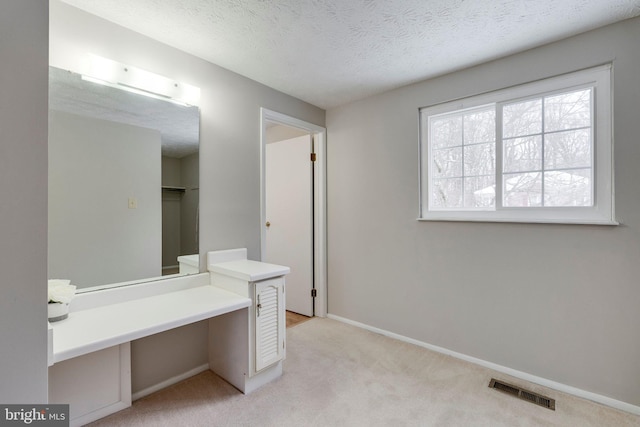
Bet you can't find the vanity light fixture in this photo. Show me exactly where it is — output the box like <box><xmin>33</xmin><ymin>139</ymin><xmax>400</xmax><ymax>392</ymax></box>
<box><xmin>81</xmin><ymin>54</ymin><xmax>200</xmax><ymax>106</ymax></box>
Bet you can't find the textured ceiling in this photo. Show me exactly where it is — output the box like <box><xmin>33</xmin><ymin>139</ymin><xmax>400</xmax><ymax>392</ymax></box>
<box><xmin>59</xmin><ymin>0</ymin><xmax>640</xmax><ymax>109</ymax></box>
<box><xmin>49</xmin><ymin>67</ymin><xmax>199</xmax><ymax>158</ymax></box>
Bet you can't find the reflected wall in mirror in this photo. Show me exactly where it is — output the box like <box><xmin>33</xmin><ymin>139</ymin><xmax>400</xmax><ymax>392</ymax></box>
<box><xmin>48</xmin><ymin>66</ymin><xmax>200</xmax><ymax>290</ymax></box>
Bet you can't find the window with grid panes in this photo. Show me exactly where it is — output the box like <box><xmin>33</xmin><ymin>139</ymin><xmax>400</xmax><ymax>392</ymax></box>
<box><xmin>419</xmin><ymin>65</ymin><xmax>615</xmax><ymax>224</ymax></box>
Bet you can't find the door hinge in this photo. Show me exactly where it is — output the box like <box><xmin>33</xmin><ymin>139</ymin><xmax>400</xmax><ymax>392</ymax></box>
<box><xmin>310</xmin><ymin>152</ymin><xmax>317</xmax><ymax>162</ymax></box>
<box><xmin>311</xmin><ymin>288</ymin><xmax>317</xmax><ymax>298</ymax></box>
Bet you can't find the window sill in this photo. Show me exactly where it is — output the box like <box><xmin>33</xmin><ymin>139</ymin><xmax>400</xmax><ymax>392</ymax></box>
<box><xmin>417</xmin><ymin>216</ymin><xmax>619</xmax><ymax>225</ymax></box>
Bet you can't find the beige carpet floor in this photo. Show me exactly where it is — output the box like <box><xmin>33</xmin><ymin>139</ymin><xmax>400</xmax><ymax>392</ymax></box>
<box><xmin>89</xmin><ymin>318</ymin><xmax>640</xmax><ymax>426</ymax></box>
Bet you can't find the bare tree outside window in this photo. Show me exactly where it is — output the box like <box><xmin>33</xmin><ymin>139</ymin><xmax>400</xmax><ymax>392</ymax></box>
<box><xmin>430</xmin><ymin>107</ymin><xmax>495</xmax><ymax>209</ymax></box>
<box><xmin>502</xmin><ymin>88</ymin><xmax>592</xmax><ymax>207</ymax></box>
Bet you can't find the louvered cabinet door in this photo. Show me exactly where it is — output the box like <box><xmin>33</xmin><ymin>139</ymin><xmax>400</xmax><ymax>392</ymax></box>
<box><xmin>254</xmin><ymin>277</ymin><xmax>285</xmax><ymax>372</ymax></box>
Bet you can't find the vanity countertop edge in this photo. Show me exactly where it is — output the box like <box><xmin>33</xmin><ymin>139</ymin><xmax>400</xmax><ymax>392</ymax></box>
<box><xmin>208</xmin><ymin>259</ymin><xmax>290</xmax><ymax>282</ymax></box>
<box><xmin>49</xmin><ymin>282</ymin><xmax>251</xmax><ymax>364</ymax></box>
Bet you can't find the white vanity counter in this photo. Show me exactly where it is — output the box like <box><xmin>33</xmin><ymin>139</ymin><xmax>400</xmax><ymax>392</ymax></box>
<box><xmin>48</xmin><ymin>252</ymin><xmax>289</xmax><ymax>427</ymax></box>
<box><xmin>51</xmin><ymin>283</ymin><xmax>250</xmax><ymax>363</ymax></box>
<box><xmin>48</xmin><ymin>272</ymin><xmax>252</xmax><ymax>426</ymax></box>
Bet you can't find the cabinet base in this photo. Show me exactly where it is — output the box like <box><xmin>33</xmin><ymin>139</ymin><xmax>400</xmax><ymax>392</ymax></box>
<box><xmin>242</xmin><ymin>361</ymin><xmax>283</xmax><ymax>394</ymax></box>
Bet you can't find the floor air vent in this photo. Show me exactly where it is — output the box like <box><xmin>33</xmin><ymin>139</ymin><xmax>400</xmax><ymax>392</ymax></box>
<box><xmin>489</xmin><ymin>378</ymin><xmax>556</xmax><ymax>410</ymax></box>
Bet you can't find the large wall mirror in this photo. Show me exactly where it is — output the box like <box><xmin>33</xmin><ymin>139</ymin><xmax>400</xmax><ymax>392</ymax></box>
<box><xmin>48</xmin><ymin>66</ymin><xmax>200</xmax><ymax>291</ymax></box>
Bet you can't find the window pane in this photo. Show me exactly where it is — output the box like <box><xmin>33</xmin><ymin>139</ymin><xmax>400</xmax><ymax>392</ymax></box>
<box><xmin>544</xmin><ymin>89</ymin><xmax>591</xmax><ymax>132</ymax></box>
<box><xmin>544</xmin><ymin>169</ymin><xmax>592</xmax><ymax>207</ymax></box>
<box><xmin>464</xmin><ymin>176</ymin><xmax>495</xmax><ymax>208</ymax></box>
<box><xmin>544</xmin><ymin>129</ymin><xmax>591</xmax><ymax>169</ymax></box>
<box><xmin>432</xmin><ymin>147</ymin><xmax>462</xmax><ymax>178</ymax></box>
<box><xmin>503</xmin><ymin>172</ymin><xmax>542</xmax><ymax>207</ymax></box>
<box><xmin>431</xmin><ymin>116</ymin><xmax>462</xmax><ymax>149</ymax></box>
<box><xmin>503</xmin><ymin>99</ymin><xmax>542</xmax><ymax>138</ymax></box>
<box><xmin>503</xmin><ymin>136</ymin><xmax>542</xmax><ymax>173</ymax></box>
<box><xmin>464</xmin><ymin>143</ymin><xmax>495</xmax><ymax>177</ymax></box>
<box><xmin>432</xmin><ymin>178</ymin><xmax>462</xmax><ymax>208</ymax></box>
<box><xmin>463</xmin><ymin>109</ymin><xmax>495</xmax><ymax>144</ymax></box>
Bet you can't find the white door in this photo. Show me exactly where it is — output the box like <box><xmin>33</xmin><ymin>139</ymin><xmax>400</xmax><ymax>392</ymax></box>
<box><xmin>265</xmin><ymin>135</ymin><xmax>313</xmax><ymax>316</ymax></box>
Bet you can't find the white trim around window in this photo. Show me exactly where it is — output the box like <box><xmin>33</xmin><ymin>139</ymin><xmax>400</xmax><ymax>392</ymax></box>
<box><xmin>419</xmin><ymin>64</ymin><xmax>616</xmax><ymax>225</ymax></box>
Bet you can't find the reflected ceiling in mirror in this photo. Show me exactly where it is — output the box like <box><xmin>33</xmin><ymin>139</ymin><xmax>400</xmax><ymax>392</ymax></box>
<box><xmin>48</xmin><ymin>66</ymin><xmax>200</xmax><ymax>291</ymax></box>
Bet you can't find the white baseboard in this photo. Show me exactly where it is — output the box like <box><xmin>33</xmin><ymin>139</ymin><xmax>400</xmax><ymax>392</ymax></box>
<box><xmin>327</xmin><ymin>314</ymin><xmax>640</xmax><ymax>416</ymax></box>
<box><xmin>132</xmin><ymin>363</ymin><xmax>210</xmax><ymax>401</ymax></box>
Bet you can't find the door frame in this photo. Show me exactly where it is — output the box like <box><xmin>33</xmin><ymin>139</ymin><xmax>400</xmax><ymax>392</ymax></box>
<box><xmin>259</xmin><ymin>108</ymin><xmax>327</xmax><ymax>317</ymax></box>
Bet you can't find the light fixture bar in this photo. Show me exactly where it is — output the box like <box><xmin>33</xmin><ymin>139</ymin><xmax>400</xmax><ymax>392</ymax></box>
<box><xmin>82</xmin><ymin>54</ymin><xmax>200</xmax><ymax>106</ymax></box>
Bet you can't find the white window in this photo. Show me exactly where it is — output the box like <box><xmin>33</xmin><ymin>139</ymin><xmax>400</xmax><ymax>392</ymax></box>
<box><xmin>419</xmin><ymin>65</ymin><xmax>615</xmax><ymax>224</ymax></box>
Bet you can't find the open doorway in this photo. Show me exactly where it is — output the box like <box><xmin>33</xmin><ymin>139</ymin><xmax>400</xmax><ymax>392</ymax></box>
<box><xmin>260</xmin><ymin>108</ymin><xmax>327</xmax><ymax>318</ymax></box>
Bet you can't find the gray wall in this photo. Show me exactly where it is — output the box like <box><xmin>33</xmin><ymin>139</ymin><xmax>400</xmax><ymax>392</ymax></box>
<box><xmin>161</xmin><ymin>153</ymin><xmax>199</xmax><ymax>267</ymax></box>
<box><xmin>49</xmin><ymin>0</ymin><xmax>324</xmax><ymax>395</ymax></box>
<box><xmin>161</xmin><ymin>156</ymin><xmax>181</xmax><ymax>186</ymax></box>
<box><xmin>326</xmin><ymin>17</ymin><xmax>640</xmax><ymax>406</ymax></box>
<box><xmin>180</xmin><ymin>153</ymin><xmax>199</xmax><ymax>256</ymax></box>
<box><xmin>49</xmin><ymin>111</ymin><xmax>162</xmax><ymax>287</ymax></box>
<box><xmin>0</xmin><ymin>0</ymin><xmax>49</xmax><ymax>403</ymax></box>
<box><xmin>266</xmin><ymin>124</ymin><xmax>308</xmax><ymax>144</ymax></box>
<box><xmin>161</xmin><ymin>156</ymin><xmax>182</xmax><ymax>267</ymax></box>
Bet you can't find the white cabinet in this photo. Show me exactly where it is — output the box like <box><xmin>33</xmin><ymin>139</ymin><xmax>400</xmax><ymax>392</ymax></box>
<box><xmin>209</xmin><ymin>270</ymin><xmax>286</xmax><ymax>376</ymax></box>
<box><xmin>207</xmin><ymin>252</ymin><xmax>289</xmax><ymax>393</ymax></box>
<box><xmin>254</xmin><ymin>277</ymin><xmax>285</xmax><ymax>372</ymax></box>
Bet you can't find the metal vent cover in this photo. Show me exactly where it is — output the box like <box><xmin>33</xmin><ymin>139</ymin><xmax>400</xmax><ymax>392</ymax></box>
<box><xmin>489</xmin><ymin>378</ymin><xmax>556</xmax><ymax>410</ymax></box>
